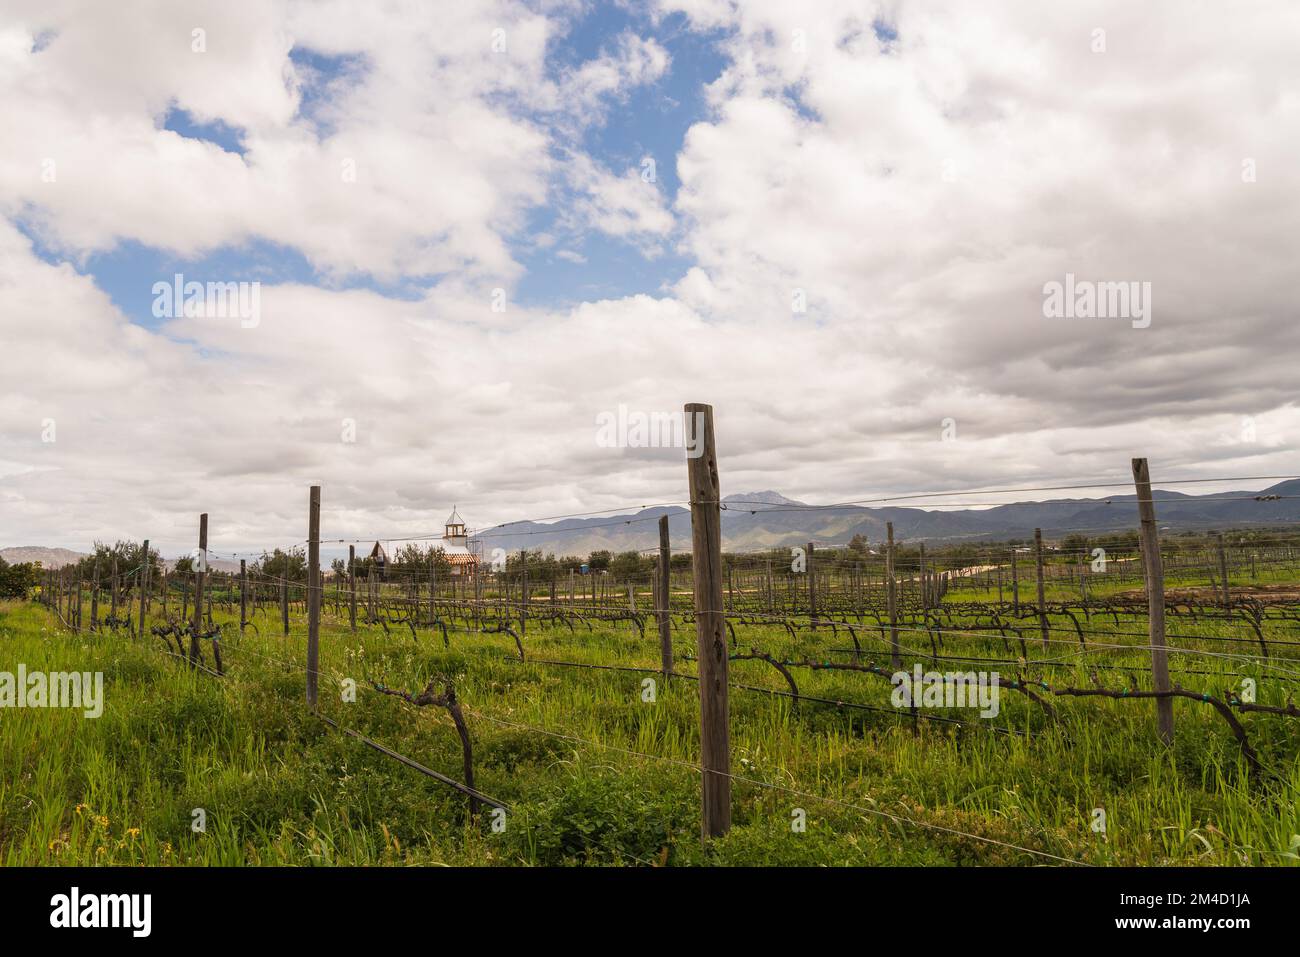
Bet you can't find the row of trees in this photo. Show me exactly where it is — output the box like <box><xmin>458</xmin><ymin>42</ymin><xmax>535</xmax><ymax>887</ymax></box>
<box><xmin>0</xmin><ymin>556</ymin><xmax>40</xmax><ymax>598</ymax></box>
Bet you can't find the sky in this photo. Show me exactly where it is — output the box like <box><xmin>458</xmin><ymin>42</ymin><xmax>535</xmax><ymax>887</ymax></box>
<box><xmin>1</xmin><ymin>0</ymin><xmax>1299</xmax><ymax>557</ymax></box>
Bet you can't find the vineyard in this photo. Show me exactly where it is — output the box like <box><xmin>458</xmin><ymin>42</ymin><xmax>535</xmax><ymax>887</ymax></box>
<box><xmin>5</xmin><ymin>412</ymin><xmax>1300</xmax><ymax>867</ymax></box>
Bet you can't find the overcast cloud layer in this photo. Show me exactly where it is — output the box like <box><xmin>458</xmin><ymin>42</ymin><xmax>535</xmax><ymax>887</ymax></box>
<box><xmin>1</xmin><ymin>0</ymin><xmax>1298</xmax><ymax>556</ymax></box>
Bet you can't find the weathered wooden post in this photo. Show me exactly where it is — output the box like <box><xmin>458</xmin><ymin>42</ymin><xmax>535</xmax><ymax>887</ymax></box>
<box><xmin>190</xmin><ymin>514</ymin><xmax>207</xmax><ymax>664</ymax></box>
<box><xmin>109</xmin><ymin>557</ymin><xmax>118</xmax><ymax>622</ymax></box>
<box><xmin>806</xmin><ymin>541</ymin><xmax>816</xmax><ymax>630</ymax></box>
<box><xmin>281</xmin><ymin>579</ymin><xmax>289</xmax><ymax>636</ymax></box>
<box><xmin>348</xmin><ymin>545</ymin><xmax>357</xmax><ymax>631</ymax></box>
<box><xmin>657</xmin><ymin>514</ymin><xmax>673</xmax><ymax>680</ymax></box>
<box><xmin>138</xmin><ymin>540</ymin><xmax>149</xmax><ymax>636</ymax></box>
<box><xmin>520</xmin><ymin>551</ymin><xmax>528</xmax><ymax>636</ymax></box>
<box><xmin>919</xmin><ymin>542</ymin><xmax>929</xmax><ymax>610</ymax></box>
<box><xmin>1133</xmin><ymin>458</ymin><xmax>1174</xmax><ymax>745</ymax></box>
<box><xmin>1216</xmin><ymin>533</ymin><xmax>1230</xmax><ymax>609</ymax></box>
<box><xmin>90</xmin><ymin>559</ymin><xmax>100</xmax><ymax>631</ymax></box>
<box><xmin>685</xmin><ymin>402</ymin><xmax>730</xmax><ymax>839</ymax></box>
<box><xmin>1034</xmin><ymin>528</ymin><xmax>1048</xmax><ymax>649</ymax></box>
<box><xmin>306</xmin><ymin>485</ymin><xmax>321</xmax><ymax>708</ymax></box>
<box><xmin>1011</xmin><ymin>545</ymin><xmax>1020</xmax><ymax>613</ymax></box>
<box><xmin>239</xmin><ymin>559</ymin><xmax>248</xmax><ymax>632</ymax></box>
<box><xmin>886</xmin><ymin>522</ymin><xmax>899</xmax><ymax>668</ymax></box>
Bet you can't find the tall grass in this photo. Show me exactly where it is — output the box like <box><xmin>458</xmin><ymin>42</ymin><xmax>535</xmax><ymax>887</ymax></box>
<box><xmin>1</xmin><ymin>596</ymin><xmax>1297</xmax><ymax>866</ymax></box>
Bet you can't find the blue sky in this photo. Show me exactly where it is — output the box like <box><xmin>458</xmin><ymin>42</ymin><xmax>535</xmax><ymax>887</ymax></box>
<box><xmin>25</xmin><ymin>5</ymin><xmax>731</xmax><ymax>323</ymax></box>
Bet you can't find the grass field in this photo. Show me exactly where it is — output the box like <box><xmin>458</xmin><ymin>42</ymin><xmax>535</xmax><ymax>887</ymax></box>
<box><xmin>3</xmin><ymin>584</ymin><xmax>1300</xmax><ymax>866</ymax></box>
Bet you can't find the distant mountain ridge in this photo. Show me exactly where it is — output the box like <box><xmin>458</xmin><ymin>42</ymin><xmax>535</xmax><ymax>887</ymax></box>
<box><xmin>471</xmin><ymin>480</ymin><xmax>1300</xmax><ymax>557</ymax></box>
<box><xmin>9</xmin><ymin>481</ymin><xmax>1299</xmax><ymax>567</ymax></box>
<box><xmin>0</xmin><ymin>546</ymin><xmax>86</xmax><ymax>568</ymax></box>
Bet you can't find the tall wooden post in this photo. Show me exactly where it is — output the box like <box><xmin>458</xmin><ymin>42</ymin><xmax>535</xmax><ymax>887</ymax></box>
<box><xmin>1034</xmin><ymin>528</ymin><xmax>1048</xmax><ymax>649</ymax></box>
<box><xmin>520</xmin><ymin>551</ymin><xmax>527</xmax><ymax>636</ymax></box>
<box><xmin>918</xmin><ymin>542</ymin><xmax>927</xmax><ymax>610</ymax></box>
<box><xmin>110</xmin><ymin>557</ymin><xmax>118</xmax><ymax>622</ymax></box>
<box><xmin>685</xmin><ymin>402</ymin><xmax>730</xmax><ymax>839</ymax></box>
<box><xmin>348</xmin><ymin>545</ymin><xmax>357</xmax><ymax>631</ymax></box>
<box><xmin>306</xmin><ymin>486</ymin><xmax>321</xmax><ymax>708</ymax></box>
<box><xmin>657</xmin><ymin>514</ymin><xmax>673</xmax><ymax>680</ymax></box>
<box><xmin>1133</xmin><ymin>458</ymin><xmax>1174</xmax><ymax>745</ymax></box>
<box><xmin>239</xmin><ymin>559</ymin><xmax>248</xmax><ymax>632</ymax></box>
<box><xmin>90</xmin><ymin>560</ymin><xmax>100</xmax><ymax>632</ymax></box>
<box><xmin>138</xmin><ymin>540</ymin><xmax>149</xmax><ymax>636</ymax></box>
<box><xmin>886</xmin><ymin>522</ymin><xmax>899</xmax><ymax>667</ymax></box>
<box><xmin>190</xmin><ymin>514</ymin><xmax>207</xmax><ymax>664</ymax></box>
<box><xmin>806</xmin><ymin>541</ymin><xmax>816</xmax><ymax>629</ymax></box>
<box><xmin>281</xmin><ymin>580</ymin><xmax>289</xmax><ymax>636</ymax></box>
<box><xmin>431</xmin><ymin>548</ymin><xmax>441</xmax><ymax>631</ymax></box>
<box><xmin>1011</xmin><ymin>546</ymin><xmax>1020</xmax><ymax>613</ymax></box>
<box><xmin>1216</xmin><ymin>533</ymin><xmax>1230</xmax><ymax>609</ymax></box>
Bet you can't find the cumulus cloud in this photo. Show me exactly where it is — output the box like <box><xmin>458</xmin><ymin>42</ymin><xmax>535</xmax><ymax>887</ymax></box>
<box><xmin>2</xmin><ymin>0</ymin><xmax>1298</xmax><ymax>553</ymax></box>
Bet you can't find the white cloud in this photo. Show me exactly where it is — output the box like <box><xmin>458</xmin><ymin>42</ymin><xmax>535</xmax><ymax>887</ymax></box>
<box><xmin>2</xmin><ymin>0</ymin><xmax>1299</xmax><ymax>552</ymax></box>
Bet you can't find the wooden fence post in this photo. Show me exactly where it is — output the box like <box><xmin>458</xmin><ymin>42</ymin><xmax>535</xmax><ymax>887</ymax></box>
<box><xmin>657</xmin><ymin>514</ymin><xmax>673</xmax><ymax>680</ymax></box>
<box><xmin>918</xmin><ymin>542</ymin><xmax>927</xmax><ymax>610</ymax></box>
<box><xmin>138</xmin><ymin>540</ymin><xmax>149</xmax><ymax>636</ymax></box>
<box><xmin>1011</xmin><ymin>545</ymin><xmax>1019</xmax><ymax>613</ymax></box>
<box><xmin>348</xmin><ymin>545</ymin><xmax>357</xmax><ymax>632</ymax></box>
<box><xmin>239</xmin><ymin>559</ymin><xmax>248</xmax><ymax>631</ymax></box>
<box><xmin>806</xmin><ymin>541</ymin><xmax>816</xmax><ymax>630</ymax></box>
<box><xmin>90</xmin><ymin>560</ymin><xmax>100</xmax><ymax>632</ymax></box>
<box><xmin>306</xmin><ymin>485</ymin><xmax>321</xmax><ymax>708</ymax></box>
<box><xmin>281</xmin><ymin>580</ymin><xmax>289</xmax><ymax>636</ymax></box>
<box><xmin>110</xmin><ymin>557</ymin><xmax>118</xmax><ymax>622</ymax></box>
<box><xmin>189</xmin><ymin>514</ymin><xmax>207</xmax><ymax>664</ymax></box>
<box><xmin>1034</xmin><ymin>528</ymin><xmax>1048</xmax><ymax>649</ymax></box>
<box><xmin>685</xmin><ymin>402</ymin><xmax>730</xmax><ymax>839</ymax></box>
<box><xmin>1133</xmin><ymin>458</ymin><xmax>1174</xmax><ymax>746</ymax></box>
<box><xmin>886</xmin><ymin>522</ymin><xmax>899</xmax><ymax>668</ymax></box>
<box><xmin>1216</xmin><ymin>533</ymin><xmax>1230</xmax><ymax>609</ymax></box>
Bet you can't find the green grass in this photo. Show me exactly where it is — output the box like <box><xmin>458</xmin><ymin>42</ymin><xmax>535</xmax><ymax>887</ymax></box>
<box><xmin>2</xmin><ymin>596</ymin><xmax>1299</xmax><ymax>866</ymax></box>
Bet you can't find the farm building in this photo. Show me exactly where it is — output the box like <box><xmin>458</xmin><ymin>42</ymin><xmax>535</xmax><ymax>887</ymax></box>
<box><xmin>367</xmin><ymin>541</ymin><xmax>388</xmax><ymax>579</ymax></box>
<box><xmin>441</xmin><ymin>507</ymin><xmax>480</xmax><ymax>577</ymax></box>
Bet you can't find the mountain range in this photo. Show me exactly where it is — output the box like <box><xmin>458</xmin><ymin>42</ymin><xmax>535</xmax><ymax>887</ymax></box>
<box><xmin>470</xmin><ymin>479</ymin><xmax>1300</xmax><ymax>557</ymax></box>
<box><xmin>8</xmin><ymin>480</ymin><xmax>1297</xmax><ymax>565</ymax></box>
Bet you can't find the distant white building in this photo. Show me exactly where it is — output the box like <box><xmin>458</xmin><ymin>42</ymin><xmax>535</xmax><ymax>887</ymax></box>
<box><xmin>442</xmin><ymin>507</ymin><xmax>480</xmax><ymax>577</ymax></box>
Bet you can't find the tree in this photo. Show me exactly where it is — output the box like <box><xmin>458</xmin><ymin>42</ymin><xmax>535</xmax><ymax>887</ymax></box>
<box><xmin>609</xmin><ymin>550</ymin><xmax>648</xmax><ymax>579</ymax></box>
<box><xmin>253</xmin><ymin>547</ymin><xmax>306</xmax><ymax>582</ymax></box>
<box><xmin>73</xmin><ymin>540</ymin><xmax>161</xmax><ymax>584</ymax></box>
<box><xmin>0</xmin><ymin>557</ymin><xmax>39</xmax><ymax>598</ymax></box>
<box><xmin>587</xmin><ymin>550</ymin><xmax>612</xmax><ymax>571</ymax></box>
